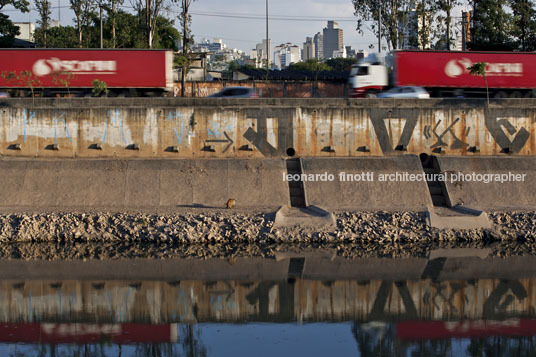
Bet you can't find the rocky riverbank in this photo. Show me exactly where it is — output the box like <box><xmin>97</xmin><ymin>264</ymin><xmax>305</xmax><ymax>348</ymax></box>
<box><xmin>0</xmin><ymin>210</ymin><xmax>534</xmax><ymax>260</ymax></box>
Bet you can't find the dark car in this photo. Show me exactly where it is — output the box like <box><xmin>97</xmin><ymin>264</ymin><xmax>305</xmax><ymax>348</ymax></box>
<box><xmin>208</xmin><ymin>87</ymin><xmax>259</xmax><ymax>98</ymax></box>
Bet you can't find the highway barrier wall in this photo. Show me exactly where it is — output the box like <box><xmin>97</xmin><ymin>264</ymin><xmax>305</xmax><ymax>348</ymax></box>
<box><xmin>0</xmin><ymin>98</ymin><xmax>535</xmax><ymax>158</ymax></box>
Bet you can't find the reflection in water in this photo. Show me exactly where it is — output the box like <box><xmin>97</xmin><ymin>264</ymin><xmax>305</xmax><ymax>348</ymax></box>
<box><xmin>1</xmin><ymin>278</ymin><xmax>534</xmax><ymax>323</ymax></box>
<box><xmin>1</xmin><ymin>257</ymin><xmax>536</xmax><ymax>355</ymax></box>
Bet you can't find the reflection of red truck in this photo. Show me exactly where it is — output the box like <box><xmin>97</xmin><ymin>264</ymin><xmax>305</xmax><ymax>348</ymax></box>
<box><xmin>348</xmin><ymin>50</ymin><xmax>536</xmax><ymax>98</ymax></box>
<box><xmin>0</xmin><ymin>49</ymin><xmax>174</xmax><ymax>96</ymax></box>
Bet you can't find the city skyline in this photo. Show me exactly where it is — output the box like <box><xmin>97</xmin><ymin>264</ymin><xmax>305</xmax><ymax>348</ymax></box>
<box><xmin>189</xmin><ymin>0</ymin><xmax>375</xmax><ymax>53</ymax></box>
<box><xmin>2</xmin><ymin>0</ymin><xmax>383</xmax><ymax>53</ymax></box>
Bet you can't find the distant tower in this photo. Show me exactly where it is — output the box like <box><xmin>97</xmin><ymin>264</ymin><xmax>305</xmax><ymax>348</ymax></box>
<box><xmin>313</xmin><ymin>32</ymin><xmax>323</xmax><ymax>59</ymax></box>
<box><xmin>323</xmin><ymin>21</ymin><xmax>343</xmax><ymax>59</ymax></box>
<box><xmin>303</xmin><ymin>37</ymin><xmax>315</xmax><ymax>61</ymax></box>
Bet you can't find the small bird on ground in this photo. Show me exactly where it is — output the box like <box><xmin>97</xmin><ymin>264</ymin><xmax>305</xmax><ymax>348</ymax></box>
<box><xmin>226</xmin><ymin>198</ymin><xmax>236</xmax><ymax>209</ymax></box>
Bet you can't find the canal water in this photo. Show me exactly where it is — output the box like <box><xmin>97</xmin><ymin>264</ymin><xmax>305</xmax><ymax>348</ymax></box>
<box><xmin>1</xmin><ymin>251</ymin><xmax>535</xmax><ymax>356</ymax></box>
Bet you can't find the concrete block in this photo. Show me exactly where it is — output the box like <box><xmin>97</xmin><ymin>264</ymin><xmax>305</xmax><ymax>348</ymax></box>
<box><xmin>302</xmin><ymin>156</ymin><xmax>432</xmax><ymax>210</ymax></box>
<box><xmin>274</xmin><ymin>205</ymin><xmax>335</xmax><ymax>228</ymax></box>
<box><xmin>426</xmin><ymin>206</ymin><xmax>491</xmax><ymax>230</ymax></box>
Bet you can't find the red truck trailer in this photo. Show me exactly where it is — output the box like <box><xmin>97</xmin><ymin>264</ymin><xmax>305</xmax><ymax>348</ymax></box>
<box><xmin>0</xmin><ymin>49</ymin><xmax>174</xmax><ymax>96</ymax></box>
<box><xmin>349</xmin><ymin>50</ymin><xmax>536</xmax><ymax>98</ymax></box>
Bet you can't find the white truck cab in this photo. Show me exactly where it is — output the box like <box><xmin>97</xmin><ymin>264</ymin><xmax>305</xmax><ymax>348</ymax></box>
<box><xmin>348</xmin><ymin>53</ymin><xmax>389</xmax><ymax>98</ymax></box>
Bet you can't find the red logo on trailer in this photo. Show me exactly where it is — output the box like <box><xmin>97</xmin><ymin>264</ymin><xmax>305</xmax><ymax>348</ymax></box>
<box><xmin>32</xmin><ymin>58</ymin><xmax>117</xmax><ymax>76</ymax></box>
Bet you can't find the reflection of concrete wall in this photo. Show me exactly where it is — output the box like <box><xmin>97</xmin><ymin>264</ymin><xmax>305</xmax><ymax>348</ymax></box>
<box><xmin>0</xmin><ymin>278</ymin><xmax>534</xmax><ymax>323</ymax></box>
<box><xmin>1</xmin><ymin>99</ymin><xmax>535</xmax><ymax>158</ymax></box>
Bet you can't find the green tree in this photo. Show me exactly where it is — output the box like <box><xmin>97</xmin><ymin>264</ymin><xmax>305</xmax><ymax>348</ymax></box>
<box><xmin>468</xmin><ymin>62</ymin><xmax>489</xmax><ymax>104</ymax></box>
<box><xmin>69</xmin><ymin>0</ymin><xmax>96</xmax><ymax>47</ymax></box>
<box><xmin>34</xmin><ymin>0</ymin><xmax>52</xmax><ymax>47</ymax></box>
<box><xmin>433</xmin><ymin>0</ymin><xmax>461</xmax><ymax>50</ymax></box>
<box><xmin>415</xmin><ymin>0</ymin><xmax>436</xmax><ymax>49</ymax></box>
<box><xmin>131</xmin><ymin>0</ymin><xmax>169</xmax><ymax>48</ymax></box>
<box><xmin>289</xmin><ymin>59</ymin><xmax>331</xmax><ymax>72</ymax></box>
<box><xmin>469</xmin><ymin>0</ymin><xmax>514</xmax><ymax>50</ymax></box>
<box><xmin>352</xmin><ymin>0</ymin><xmax>413</xmax><ymax>51</ymax></box>
<box><xmin>0</xmin><ymin>14</ymin><xmax>20</xmax><ymax>47</ymax></box>
<box><xmin>508</xmin><ymin>0</ymin><xmax>536</xmax><ymax>51</ymax></box>
<box><xmin>0</xmin><ymin>0</ymin><xmax>30</xmax><ymax>47</ymax></box>
<box><xmin>227</xmin><ymin>60</ymin><xmax>240</xmax><ymax>72</ymax></box>
<box><xmin>0</xmin><ymin>0</ymin><xmax>29</xmax><ymax>11</ymax></box>
<box><xmin>151</xmin><ymin>15</ymin><xmax>180</xmax><ymax>50</ymax></box>
<box><xmin>324</xmin><ymin>57</ymin><xmax>358</xmax><ymax>72</ymax></box>
<box><xmin>104</xmin><ymin>0</ymin><xmax>123</xmax><ymax>48</ymax></box>
<box><xmin>2</xmin><ymin>70</ymin><xmax>41</xmax><ymax>105</ymax></box>
<box><xmin>34</xmin><ymin>25</ymin><xmax>78</xmax><ymax>47</ymax></box>
<box><xmin>110</xmin><ymin>10</ymin><xmax>146</xmax><ymax>48</ymax></box>
<box><xmin>92</xmin><ymin>79</ymin><xmax>108</xmax><ymax>96</ymax></box>
<box><xmin>289</xmin><ymin>59</ymin><xmax>331</xmax><ymax>97</ymax></box>
<box><xmin>177</xmin><ymin>0</ymin><xmax>197</xmax><ymax>97</ymax></box>
<box><xmin>52</xmin><ymin>70</ymin><xmax>74</xmax><ymax>96</ymax></box>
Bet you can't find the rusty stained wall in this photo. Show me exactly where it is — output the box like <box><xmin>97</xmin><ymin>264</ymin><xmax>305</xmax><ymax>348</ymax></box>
<box><xmin>0</xmin><ymin>104</ymin><xmax>535</xmax><ymax>158</ymax></box>
<box><xmin>0</xmin><ymin>278</ymin><xmax>533</xmax><ymax>323</ymax></box>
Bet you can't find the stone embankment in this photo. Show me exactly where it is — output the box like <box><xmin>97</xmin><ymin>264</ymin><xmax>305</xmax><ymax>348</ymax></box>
<box><xmin>0</xmin><ymin>210</ymin><xmax>534</xmax><ymax>260</ymax></box>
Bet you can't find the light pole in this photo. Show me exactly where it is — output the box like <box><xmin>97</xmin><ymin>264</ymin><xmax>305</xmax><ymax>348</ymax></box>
<box><xmin>266</xmin><ymin>0</ymin><xmax>269</xmax><ymax>77</ymax></box>
<box><xmin>377</xmin><ymin>4</ymin><xmax>381</xmax><ymax>53</ymax></box>
<box><xmin>99</xmin><ymin>0</ymin><xmax>103</xmax><ymax>48</ymax></box>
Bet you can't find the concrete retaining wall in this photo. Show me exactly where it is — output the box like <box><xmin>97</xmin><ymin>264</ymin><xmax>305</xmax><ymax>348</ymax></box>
<box><xmin>302</xmin><ymin>155</ymin><xmax>432</xmax><ymax>210</ymax></box>
<box><xmin>0</xmin><ymin>98</ymin><xmax>535</xmax><ymax>158</ymax></box>
<box><xmin>1</xmin><ymin>156</ymin><xmax>534</xmax><ymax>210</ymax></box>
<box><xmin>0</xmin><ymin>158</ymin><xmax>289</xmax><ymax>209</ymax></box>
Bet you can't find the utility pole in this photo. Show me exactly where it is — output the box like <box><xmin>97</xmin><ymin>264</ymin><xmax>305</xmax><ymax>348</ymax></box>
<box><xmin>147</xmin><ymin>0</ymin><xmax>152</xmax><ymax>48</ymax></box>
<box><xmin>461</xmin><ymin>14</ymin><xmax>466</xmax><ymax>51</ymax></box>
<box><xmin>181</xmin><ymin>0</ymin><xmax>190</xmax><ymax>97</ymax></box>
<box><xmin>266</xmin><ymin>0</ymin><xmax>269</xmax><ymax>78</ymax></box>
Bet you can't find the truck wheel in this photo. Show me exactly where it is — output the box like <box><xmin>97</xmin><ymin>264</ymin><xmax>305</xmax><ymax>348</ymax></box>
<box><xmin>524</xmin><ymin>91</ymin><xmax>534</xmax><ymax>98</ymax></box>
<box><xmin>510</xmin><ymin>91</ymin><xmax>522</xmax><ymax>98</ymax></box>
<box><xmin>365</xmin><ymin>91</ymin><xmax>377</xmax><ymax>98</ymax></box>
<box><xmin>494</xmin><ymin>91</ymin><xmax>508</xmax><ymax>99</ymax></box>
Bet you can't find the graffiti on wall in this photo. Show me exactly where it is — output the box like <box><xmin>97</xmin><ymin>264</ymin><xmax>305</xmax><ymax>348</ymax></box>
<box><xmin>0</xmin><ymin>105</ymin><xmax>534</xmax><ymax>156</ymax></box>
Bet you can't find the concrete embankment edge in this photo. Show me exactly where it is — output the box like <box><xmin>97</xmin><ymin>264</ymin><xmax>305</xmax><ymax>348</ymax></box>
<box><xmin>0</xmin><ymin>156</ymin><xmax>533</xmax><ymax>211</ymax></box>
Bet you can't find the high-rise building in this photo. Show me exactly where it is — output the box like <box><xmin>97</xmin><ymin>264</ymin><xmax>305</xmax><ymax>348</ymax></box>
<box><xmin>323</xmin><ymin>21</ymin><xmax>343</xmax><ymax>59</ymax></box>
<box><xmin>399</xmin><ymin>9</ymin><xmax>431</xmax><ymax>49</ymax></box>
<box><xmin>313</xmin><ymin>32</ymin><xmax>323</xmax><ymax>59</ymax></box>
<box><xmin>273</xmin><ymin>43</ymin><xmax>301</xmax><ymax>69</ymax></box>
<box><xmin>252</xmin><ymin>39</ymin><xmax>271</xmax><ymax>68</ymax></box>
<box><xmin>303</xmin><ymin>37</ymin><xmax>315</xmax><ymax>61</ymax></box>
